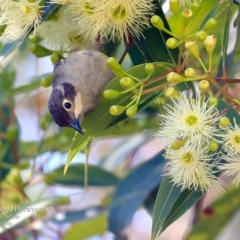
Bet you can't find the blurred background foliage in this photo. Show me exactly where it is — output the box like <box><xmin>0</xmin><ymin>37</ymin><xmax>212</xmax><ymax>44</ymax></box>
<box><xmin>1</xmin><ymin>0</ymin><xmax>240</xmax><ymax>240</ymax></box>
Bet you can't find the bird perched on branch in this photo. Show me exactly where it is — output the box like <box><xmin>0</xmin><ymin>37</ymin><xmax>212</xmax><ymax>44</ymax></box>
<box><xmin>48</xmin><ymin>50</ymin><xmax>114</xmax><ymax>134</ymax></box>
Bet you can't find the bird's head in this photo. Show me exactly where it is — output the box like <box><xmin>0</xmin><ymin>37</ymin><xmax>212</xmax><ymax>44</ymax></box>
<box><xmin>48</xmin><ymin>82</ymin><xmax>84</xmax><ymax>134</ymax></box>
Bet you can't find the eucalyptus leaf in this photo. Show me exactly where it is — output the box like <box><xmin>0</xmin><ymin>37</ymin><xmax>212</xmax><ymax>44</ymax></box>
<box><xmin>108</xmin><ymin>153</ymin><xmax>165</xmax><ymax>235</ymax></box>
<box><xmin>187</xmin><ymin>186</ymin><xmax>240</xmax><ymax>240</ymax></box>
<box><xmin>45</xmin><ymin>164</ymin><xmax>119</xmax><ymax>187</ymax></box>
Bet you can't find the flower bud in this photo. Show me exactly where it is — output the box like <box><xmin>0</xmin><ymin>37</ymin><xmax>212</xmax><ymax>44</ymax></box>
<box><xmin>113</xmin><ymin>70</ymin><xmax>126</xmax><ymax>78</ymax></box>
<box><xmin>145</xmin><ymin>63</ymin><xmax>155</xmax><ymax>75</ymax></box>
<box><xmin>196</xmin><ymin>30</ymin><xmax>207</xmax><ymax>41</ymax></box>
<box><xmin>28</xmin><ymin>34</ymin><xmax>42</xmax><ymax>43</ymax></box>
<box><xmin>199</xmin><ymin>80</ymin><xmax>210</xmax><ymax>93</ymax></box>
<box><xmin>208</xmin><ymin>139</ymin><xmax>219</xmax><ymax>152</ymax></box>
<box><xmin>50</xmin><ymin>53</ymin><xmax>61</xmax><ymax>64</ymax></box>
<box><xmin>169</xmin><ymin>0</ymin><xmax>179</xmax><ymax>15</ymax></box>
<box><xmin>167</xmin><ymin>72</ymin><xmax>185</xmax><ymax>83</ymax></box>
<box><xmin>202</xmin><ymin>18</ymin><xmax>217</xmax><ymax>31</ymax></box>
<box><xmin>170</xmin><ymin>137</ymin><xmax>188</xmax><ymax>150</ymax></box>
<box><xmin>151</xmin><ymin>15</ymin><xmax>165</xmax><ymax>30</ymax></box>
<box><xmin>30</xmin><ymin>43</ymin><xmax>52</xmax><ymax>57</ymax></box>
<box><xmin>182</xmin><ymin>9</ymin><xmax>193</xmax><ymax>26</ymax></box>
<box><xmin>185</xmin><ymin>68</ymin><xmax>197</xmax><ymax>78</ymax></box>
<box><xmin>6</xmin><ymin>124</ymin><xmax>18</xmax><ymax>142</ymax></box>
<box><xmin>208</xmin><ymin>96</ymin><xmax>218</xmax><ymax>107</ymax></box>
<box><xmin>107</xmin><ymin>57</ymin><xmax>124</xmax><ymax>72</ymax></box>
<box><xmin>185</xmin><ymin>41</ymin><xmax>199</xmax><ymax>58</ymax></box>
<box><xmin>219</xmin><ymin>116</ymin><xmax>230</xmax><ymax>128</ymax></box>
<box><xmin>191</xmin><ymin>1</ymin><xmax>201</xmax><ymax>17</ymax></box>
<box><xmin>126</xmin><ymin>104</ymin><xmax>138</xmax><ymax>117</ymax></box>
<box><xmin>110</xmin><ymin>105</ymin><xmax>125</xmax><ymax>115</ymax></box>
<box><xmin>203</xmin><ymin>35</ymin><xmax>217</xmax><ymax>55</ymax></box>
<box><xmin>40</xmin><ymin>74</ymin><xmax>53</xmax><ymax>88</ymax></box>
<box><xmin>164</xmin><ymin>87</ymin><xmax>180</xmax><ymax>99</ymax></box>
<box><xmin>166</xmin><ymin>38</ymin><xmax>179</xmax><ymax>49</ymax></box>
<box><xmin>120</xmin><ymin>77</ymin><xmax>134</xmax><ymax>89</ymax></box>
<box><xmin>103</xmin><ymin>89</ymin><xmax>120</xmax><ymax>99</ymax></box>
<box><xmin>56</xmin><ymin>196</ymin><xmax>70</xmax><ymax>205</ymax></box>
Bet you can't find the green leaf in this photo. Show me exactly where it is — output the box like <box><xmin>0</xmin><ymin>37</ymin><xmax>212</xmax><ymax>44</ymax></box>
<box><xmin>0</xmin><ymin>96</ymin><xmax>19</xmax><ymax>181</ymax></box>
<box><xmin>131</xmin><ymin>0</ymin><xmax>178</xmax><ymax>64</ymax></box>
<box><xmin>0</xmin><ymin>196</ymin><xmax>67</xmax><ymax>234</ymax></box>
<box><xmin>187</xmin><ymin>186</ymin><xmax>240</xmax><ymax>240</ymax></box>
<box><xmin>221</xmin><ymin>1</ymin><xmax>233</xmax><ymax>74</ymax></box>
<box><xmin>108</xmin><ymin>153</ymin><xmax>165</xmax><ymax>235</ymax></box>
<box><xmin>151</xmin><ymin>176</ymin><xmax>203</xmax><ymax>240</ymax></box>
<box><xmin>65</xmin><ymin>62</ymin><xmax>174</xmax><ymax>174</ymax></box>
<box><xmin>63</xmin><ymin>213</ymin><xmax>107</xmax><ymax>240</ymax></box>
<box><xmin>45</xmin><ymin>164</ymin><xmax>119</xmax><ymax>187</ymax></box>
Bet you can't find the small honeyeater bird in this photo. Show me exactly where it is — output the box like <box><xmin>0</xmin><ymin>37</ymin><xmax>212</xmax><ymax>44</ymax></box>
<box><xmin>48</xmin><ymin>50</ymin><xmax>114</xmax><ymax>134</ymax></box>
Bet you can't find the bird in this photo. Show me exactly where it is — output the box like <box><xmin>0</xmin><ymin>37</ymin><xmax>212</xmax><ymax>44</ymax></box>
<box><xmin>48</xmin><ymin>50</ymin><xmax>114</xmax><ymax>134</ymax></box>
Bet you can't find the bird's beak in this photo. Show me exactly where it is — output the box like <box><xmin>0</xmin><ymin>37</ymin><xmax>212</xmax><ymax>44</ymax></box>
<box><xmin>69</xmin><ymin>118</ymin><xmax>84</xmax><ymax>135</ymax></box>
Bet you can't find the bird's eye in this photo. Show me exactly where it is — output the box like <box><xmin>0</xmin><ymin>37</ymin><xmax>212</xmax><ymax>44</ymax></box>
<box><xmin>63</xmin><ymin>101</ymin><xmax>72</xmax><ymax>110</ymax></box>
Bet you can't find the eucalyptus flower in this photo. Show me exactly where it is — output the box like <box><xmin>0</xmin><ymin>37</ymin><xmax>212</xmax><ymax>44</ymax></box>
<box><xmin>37</xmin><ymin>6</ymin><xmax>89</xmax><ymax>50</ymax></box>
<box><xmin>219</xmin><ymin>153</ymin><xmax>240</xmax><ymax>185</ymax></box>
<box><xmin>165</xmin><ymin>145</ymin><xmax>222</xmax><ymax>192</ymax></box>
<box><xmin>155</xmin><ymin>94</ymin><xmax>221</xmax><ymax>150</ymax></box>
<box><xmin>0</xmin><ymin>0</ymin><xmax>42</xmax><ymax>43</ymax></box>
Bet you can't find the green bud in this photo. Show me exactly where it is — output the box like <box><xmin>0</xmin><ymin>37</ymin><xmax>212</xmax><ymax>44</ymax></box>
<box><xmin>167</xmin><ymin>72</ymin><xmax>185</xmax><ymax>83</ymax></box>
<box><xmin>208</xmin><ymin>96</ymin><xmax>218</xmax><ymax>107</ymax></box>
<box><xmin>203</xmin><ymin>35</ymin><xmax>217</xmax><ymax>55</ymax></box>
<box><xmin>166</xmin><ymin>38</ymin><xmax>179</xmax><ymax>49</ymax></box>
<box><xmin>151</xmin><ymin>15</ymin><xmax>165</xmax><ymax>30</ymax></box>
<box><xmin>56</xmin><ymin>196</ymin><xmax>70</xmax><ymax>205</ymax></box>
<box><xmin>202</xmin><ymin>18</ymin><xmax>217</xmax><ymax>31</ymax></box>
<box><xmin>113</xmin><ymin>70</ymin><xmax>126</xmax><ymax>78</ymax></box>
<box><xmin>208</xmin><ymin>139</ymin><xmax>219</xmax><ymax>152</ymax></box>
<box><xmin>39</xmin><ymin>117</ymin><xmax>48</xmax><ymax>130</ymax></box>
<box><xmin>126</xmin><ymin>104</ymin><xmax>138</xmax><ymax>117</ymax></box>
<box><xmin>6</xmin><ymin>124</ymin><xmax>18</xmax><ymax>142</ymax></box>
<box><xmin>28</xmin><ymin>0</ymin><xmax>36</xmax><ymax>3</ymax></box>
<box><xmin>185</xmin><ymin>41</ymin><xmax>199</xmax><ymax>58</ymax></box>
<box><xmin>120</xmin><ymin>77</ymin><xmax>134</xmax><ymax>89</ymax></box>
<box><xmin>103</xmin><ymin>89</ymin><xmax>120</xmax><ymax>99</ymax></box>
<box><xmin>185</xmin><ymin>68</ymin><xmax>197</xmax><ymax>78</ymax></box>
<box><xmin>170</xmin><ymin>0</ymin><xmax>179</xmax><ymax>15</ymax></box>
<box><xmin>171</xmin><ymin>137</ymin><xmax>188</xmax><ymax>150</ymax></box>
<box><xmin>30</xmin><ymin>43</ymin><xmax>52</xmax><ymax>57</ymax></box>
<box><xmin>199</xmin><ymin>80</ymin><xmax>210</xmax><ymax>93</ymax></box>
<box><xmin>107</xmin><ymin>57</ymin><xmax>124</xmax><ymax>72</ymax></box>
<box><xmin>0</xmin><ymin>24</ymin><xmax>7</xmax><ymax>34</ymax></box>
<box><xmin>50</xmin><ymin>53</ymin><xmax>61</xmax><ymax>64</ymax></box>
<box><xmin>29</xmin><ymin>34</ymin><xmax>42</xmax><ymax>43</ymax></box>
<box><xmin>219</xmin><ymin>116</ymin><xmax>230</xmax><ymax>128</ymax></box>
<box><xmin>164</xmin><ymin>87</ymin><xmax>180</xmax><ymax>99</ymax></box>
<box><xmin>182</xmin><ymin>9</ymin><xmax>193</xmax><ymax>26</ymax></box>
<box><xmin>155</xmin><ymin>97</ymin><xmax>165</xmax><ymax>105</ymax></box>
<box><xmin>145</xmin><ymin>63</ymin><xmax>155</xmax><ymax>75</ymax></box>
<box><xmin>196</xmin><ymin>30</ymin><xmax>207</xmax><ymax>41</ymax></box>
<box><xmin>191</xmin><ymin>1</ymin><xmax>201</xmax><ymax>17</ymax></box>
<box><xmin>40</xmin><ymin>74</ymin><xmax>53</xmax><ymax>88</ymax></box>
<box><xmin>110</xmin><ymin>105</ymin><xmax>125</xmax><ymax>115</ymax></box>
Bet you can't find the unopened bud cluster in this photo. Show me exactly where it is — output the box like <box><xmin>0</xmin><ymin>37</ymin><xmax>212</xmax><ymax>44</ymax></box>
<box><xmin>151</xmin><ymin>0</ymin><xmax>218</xmax><ymax>73</ymax></box>
<box><xmin>104</xmin><ymin>58</ymin><xmax>157</xmax><ymax>118</ymax></box>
